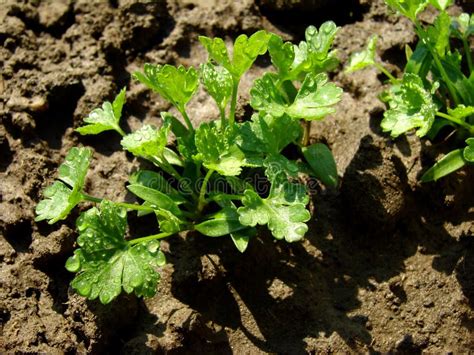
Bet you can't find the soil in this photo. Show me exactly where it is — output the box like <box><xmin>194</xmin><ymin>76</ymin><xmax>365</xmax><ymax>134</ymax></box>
<box><xmin>1</xmin><ymin>0</ymin><xmax>473</xmax><ymax>353</ymax></box>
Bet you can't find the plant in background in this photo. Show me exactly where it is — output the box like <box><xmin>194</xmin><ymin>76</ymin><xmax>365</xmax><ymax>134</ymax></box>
<box><xmin>346</xmin><ymin>0</ymin><xmax>474</xmax><ymax>181</ymax></box>
<box><xmin>35</xmin><ymin>24</ymin><xmax>342</xmax><ymax>304</ymax></box>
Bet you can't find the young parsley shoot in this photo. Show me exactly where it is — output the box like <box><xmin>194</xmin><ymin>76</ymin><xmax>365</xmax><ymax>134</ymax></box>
<box><xmin>346</xmin><ymin>0</ymin><xmax>474</xmax><ymax>181</ymax></box>
<box><xmin>36</xmin><ymin>25</ymin><xmax>343</xmax><ymax>304</ymax></box>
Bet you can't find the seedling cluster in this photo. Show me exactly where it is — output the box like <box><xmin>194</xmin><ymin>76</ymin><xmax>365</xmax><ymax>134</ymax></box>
<box><xmin>36</xmin><ymin>24</ymin><xmax>342</xmax><ymax>303</ymax></box>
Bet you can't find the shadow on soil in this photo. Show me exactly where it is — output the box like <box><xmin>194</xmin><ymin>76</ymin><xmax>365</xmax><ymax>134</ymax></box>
<box><xmin>258</xmin><ymin>0</ymin><xmax>370</xmax><ymax>40</ymax></box>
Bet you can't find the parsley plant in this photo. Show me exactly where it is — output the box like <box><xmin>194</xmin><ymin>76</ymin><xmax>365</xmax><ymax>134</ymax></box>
<box><xmin>346</xmin><ymin>0</ymin><xmax>474</xmax><ymax>181</ymax></box>
<box><xmin>36</xmin><ymin>25</ymin><xmax>343</xmax><ymax>304</ymax></box>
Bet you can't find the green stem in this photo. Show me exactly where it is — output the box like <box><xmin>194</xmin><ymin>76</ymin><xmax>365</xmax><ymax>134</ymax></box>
<box><xmin>301</xmin><ymin>120</ymin><xmax>311</xmax><ymax>147</ymax></box>
<box><xmin>374</xmin><ymin>63</ymin><xmax>398</xmax><ymax>83</ymax></box>
<box><xmin>161</xmin><ymin>156</ymin><xmax>183</xmax><ymax>180</ymax></box>
<box><xmin>128</xmin><ymin>232</ymin><xmax>173</xmax><ymax>245</ymax></box>
<box><xmin>115</xmin><ymin>126</ymin><xmax>126</xmax><ymax>137</ymax></box>
<box><xmin>462</xmin><ymin>37</ymin><xmax>473</xmax><ymax>74</ymax></box>
<box><xmin>198</xmin><ymin>169</ymin><xmax>214</xmax><ymax>212</ymax></box>
<box><xmin>82</xmin><ymin>194</ymin><xmax>103</xmax><ymax>203</ymax></box>
<box><xmin>150</xmin><ymin>156</ymin><xmax>182</xmax><ymax>181</ymax></box>
<box><xmin>415</xmin><ymin>22</ymin><xmax>461</xmax><ymax>106</ymax></box>
<box><xmin>436</xmin><ymin>112</ymin><xmax>474</xmax><ymax>134</ymax></box>
<box><xmin>179</xmin><ymin>107</ymin><xmax>194</xmax><ymax>132</ymax></box>
<box><xmin>219</xmin><ymin>106</ymin><xmax>227</xmax><ymax>127</ymax></box>
<box><xmin>229</xmin><ymin>79</ymin><xmax>240</xmax><ymax>128</ymax></box>
<box><xmin>116</xmin><ymin>202</ymin><xmax>155</xmax><ymax>212</ymax></box>
<box><xmin>206</xmin><ymin>194</ymin><xmax>243</xmax><ymax>203</ymax></box>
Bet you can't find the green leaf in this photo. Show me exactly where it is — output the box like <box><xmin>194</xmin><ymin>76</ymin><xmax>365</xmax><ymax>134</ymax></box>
<box><xmin>36</xmin><ymin>147</ymin><xmax>92</xmax><ymax>224</ymax></box>
<box><xmin>287</xmin><ymin>73</ymin><xmax>342</xmax><ymax>120</ymax></box>
<box><xmin>270</xmin><ymin>179</ymin><xmax>309</xmax><ymax>206</ymax></box>
<box><xmin>225</xmin><ymin>176</ymin><xmax>247</xmax><ymax>195</ymax></box>
<box><xmin>161</xmin><ymin>112</ymin><xmax>188</xmax><ymax>138</ymax></box>
<box><xmin>66</xmin><ymin>201</ymin><xmax>166</xmax><ymax>304</ymax></box>
<box><xmin>121</xmin><ymin>122</ymin><xmax>170</xmax><ymax>161</ymax></box>
<box><xmin>305</xmin><ymin>22</ymin><xmax>339</xmax><ymax>62</ymax></box>
<box><xmin>77</xmin><ymin>88</ymin><xmax>126</xmax><ymax>136</ymax></box>
<box><xmin>198</xmin><ymin>36</ymin><xmax>231</xmax><ymax>70</ymax></box>
<box><xmin>268</xmin><ymin>33</ymin><xmax>295</xmax><ymax>79</ymax></box>
<box><xmin>155</xmin><ymin>208</ymin><xmax>187</xmax><ymax>234</ymax></box>
<box><xmin>421</xmin><ymin>149</ymin><xmax>467</xmax><ymax>181</ymax></box>
<box><xmin>451</xmin><ymin>13</ymin><xmax>474</xmax><ymax>39</ymax></box>
<box><xmin>112</xmin><ymin>87</ymin><xmax>126</xmax><ymax>120</ymax></box>
<box><xmin>250</xmin><ymin>73</ymin><xmax>287</xmax><ymax>117</ymax></box>
<box><xmin>447</xmin><ymin>105</ymin><xmax>474</xmax><ymax>120</ymax></box>
<box><xmin>345</xmin><ymin>35</ymin><xmax>378</xmax><ymax>73</ymax></box>
<box><xmin>268</xmin><ymin>23</ymin><xmax>339</xmax><ymax>81</ymax></box>
<box><xmin>195</xmin><ymin>206</ymin><xmax>247</xmax><ymax>237</ymax></box>
<box><xmin>199</xmin><ymin>30</ymin><xmax>270</xmax><ymax>79</ymax></box>
<box><xmin>381</xmin><ymin>73</ymin><xmax>438</xmax><ymax>137</ymax></box>
<box><xmin>428</xmin><ymin>0</ymin><xmax>452</xmax><ymax>11</ymax></box>
<box><xmin>161</xmin><ymin>148</ymin><xmax>182</xmax><ymax>167</ymax></box>
<box><xmin>35</xmin><ymin>182</ymin><xmax>80</xmax><ymax>224</ymax></box>
<box><xmin>134</xmin><ymin>64</ymin><xmax>199</xmax><ymax>110</ymax></box>
<box><xmin>302</xmin><ymin>143</ymin><xmax>339</xmax><ymax>188</ymax></box>
<box><xmin>177</xmin><ymin>134</ymin><xmax>197</xmax><ymax>161</ymax></box>
<box><xmin>263</xmin><ymin>155</ymin><xmax>300</xmax><ymax>185</ymax></box>
<box><xmin>422</xmin><ymin>11</ymin><xmax>451</xmax><ymax>58</ymax></box>
<box><xmin>238</xmin><ymin>113</ymin><xmax>302</xmax><ymax>156</ymax></box>
<box><xmin>127</xmin><ymin>184</ymin><xmax>182</xmax><ymax>216</ymax></box>
<box><xmin>238</xmin><ymin>187</ymin><xmax>311</xmax><ymax>243</ymax></box>
<box><xmin>384</xmin><ymin>0</ymin><xmax>429</xmax><ymax>22</ymax></box>
<box><xmin>163</xmin><ymin>111</ymin><xmax>196</xmax><ymax>161</ymax></box>
<box><xmin>232</xmin><ymin>30</ymin><xmax>270</xmax><ymax>78</ymax></box>
<box><xmin>251</xmin><ymin>72</ymin><xmax>342</xmax><ymax>121</ymax></box>
<box><xmin>194</xmin><ymin>122</ymin><xmax>246</xmax><ymax>176</ymax></box>
<box><xmin>464</xmin><ymin>138</ymin><xmax>474</xmax><ymax>162</ymax></box>
<box><xmin>293</xmin><ymin>22</ymin><xmax>340</xmax><ymax>77</ymax></box>
<box><xmin>129</xmin><ymin>170</ymin><xmax>186</xmax><ymax>204</ymax></box>
<box><xmin>57</xmin><ymin>147</ymin><xmax>92</xmax><ymax>191</ymax></box>
<box><xmin>200</xmin><ymin>63</ymin><xmax>233</xmax><ymax>112</ymax></box>
<box><xmin>439</xmin><ymin>57</ymin><xmax>474</xmax><ymax>106</ymax></box>
<box><xmin>231</xmin><ymin>228</ymin><xmax>256</xmax><ymax>253</ymax></box>
<box><xmin>404</xmin><ymin>42</ymin><xmax>432</xmax><ymax>79</ymax></box>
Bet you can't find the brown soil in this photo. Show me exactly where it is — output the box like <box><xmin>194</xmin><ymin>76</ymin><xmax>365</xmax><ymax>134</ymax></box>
<box><xmin>1</xmin><ymin>0</ymin><xmax>473</xmax><ymax>353</ymax></box>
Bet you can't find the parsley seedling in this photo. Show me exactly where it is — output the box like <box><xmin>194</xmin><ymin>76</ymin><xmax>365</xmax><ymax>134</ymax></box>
<box><xmin>346</xmin><ymin>0</ymin><xmax>474</xmax><ymax>181</ymax></box>
<box><xmin>36</xmin><ymin>25</ymin><xmax>342</xmax><ymax>303</ymax></box>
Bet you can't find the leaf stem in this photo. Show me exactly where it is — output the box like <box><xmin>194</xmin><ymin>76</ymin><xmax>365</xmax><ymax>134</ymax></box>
<box><xmin>179</xmin><ymin>107</ymin><xmax>194</xmax><ymax>132</ymax></box>
<box><xmin>116</xmin><ymin>202</ymin><xmax>156</xmax><ymax>211</ymax></box>
<box><xmin>301</xmin><ymin>120</ymin><xmax>311</xmax><ymax>147</ymax></box>
<box><xmin>229</xmin><ymin>79</ymin><xmax>240</xmax><ymax>128</ymax></box>
<box><xmin>128</xmin><ymin>232</ymin><xmax>173</xmax><ymax>245</ymax></box>
<box><xmin>219</xmin><ymin>107</ymin><xmax>227</xmax><ymax>127</ymax></box>
<box><xmin>150</xmin><ymin>156</ymin><xmax>182</xmax><ymax>181</ymax></box>
<box><xmin>82</xmin><ymin>194</ymin><xmax>103</xmax><ymax>203</ymax></box>
<box><xmin>115</xmin><ymin>126</ymin><xmax>126</xmax><ymax>137</ymax></box>
<box><xmin>436</xmin><ymin>112</ymin><xmax>474</xmax><ymax>134</ymax></box>
<box><xmin>374</xmin><ymin>63</ymin><xmax>398</xmax><ymax>83</ymax></box>
<box><xmin>462</xmin><ymin>37</ymin><xmax>473</xmax><ymax>74</ymax></box>
<box><xmin>206</xmin><ymin>194</ymin><xmax>243</xmax><ymax>203</ymax></box>
<box><xmin>198</xmin><ymin>169</ymin><xmax>214</xmax><ymax>212</ymax></box>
